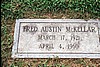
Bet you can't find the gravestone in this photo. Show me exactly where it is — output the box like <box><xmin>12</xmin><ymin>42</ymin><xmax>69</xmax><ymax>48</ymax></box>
<box><xmin>12</xmin><ymin>19</ymin><xmax>100</xmax><ymax>58</ymax></box>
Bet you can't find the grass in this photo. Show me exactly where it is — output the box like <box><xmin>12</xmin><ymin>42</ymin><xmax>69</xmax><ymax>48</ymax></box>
<box><xmin>1</xmin><ymin>0</ymin><xmax>100</xmax><ymax>67</ymax></box>
<box><xmin>1</xmin><ymin>0</ymin><xmax>100</xmax><ymax>19</ymax></box>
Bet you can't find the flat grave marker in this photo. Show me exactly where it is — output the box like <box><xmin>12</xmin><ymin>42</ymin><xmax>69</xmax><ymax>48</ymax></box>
<box><xmin>12</xmin><ymin>19</ymin><xmax>100</xmax><ymax>58</ymax></box>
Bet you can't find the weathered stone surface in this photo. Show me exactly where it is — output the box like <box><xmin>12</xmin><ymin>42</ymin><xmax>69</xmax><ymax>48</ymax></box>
<box><xmin>12</xmin><ymin>19</ymin><xmax>100</xmax><ymax>58</ymax></box>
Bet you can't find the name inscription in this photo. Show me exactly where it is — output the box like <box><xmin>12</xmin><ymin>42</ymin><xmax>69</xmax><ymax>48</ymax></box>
<box><xmin>23</xmin><ymin>25</ymin><xmax>96</xmax><ymax>33</ymax></box>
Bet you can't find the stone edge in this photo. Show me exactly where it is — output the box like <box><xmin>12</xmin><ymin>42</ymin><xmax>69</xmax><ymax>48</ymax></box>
<box><xmin>12</xmin><ymin>19</ymin><xmax>100</xmax><ymax>58</ymax></box>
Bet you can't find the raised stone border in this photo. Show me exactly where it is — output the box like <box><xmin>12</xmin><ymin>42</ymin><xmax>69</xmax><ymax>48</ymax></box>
<box><xmin>12</xmin><ymin>19</ymin><xmax>100</xmax><ymax>58</ymax></box>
